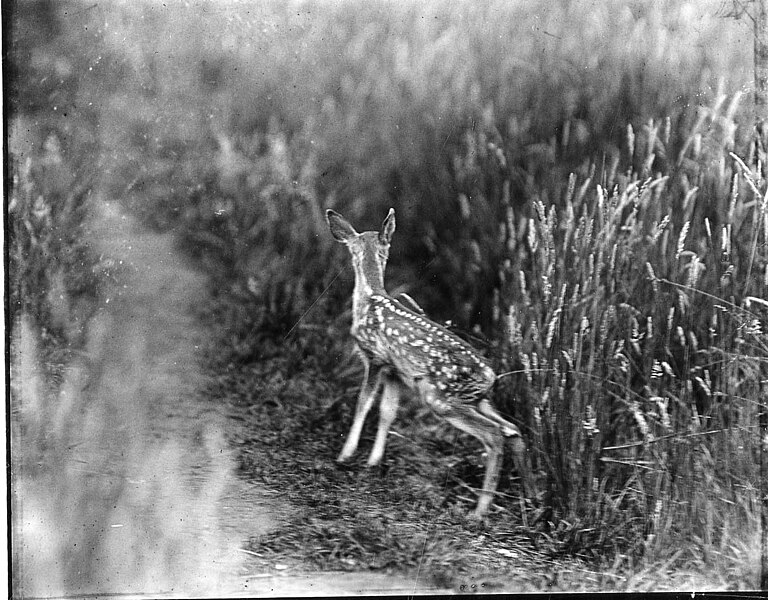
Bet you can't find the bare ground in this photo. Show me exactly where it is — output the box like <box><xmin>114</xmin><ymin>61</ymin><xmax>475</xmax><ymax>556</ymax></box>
<box><xmin>11</xmin><ymin>199</ymin><xmax>448</xmax><ymax>597</ymax></box>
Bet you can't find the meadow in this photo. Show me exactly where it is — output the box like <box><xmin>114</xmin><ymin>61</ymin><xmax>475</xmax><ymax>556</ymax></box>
<box><xmin>9</xmin><ymin>0</ymin><xmax>767</xmax><ymax>591</ymax></box>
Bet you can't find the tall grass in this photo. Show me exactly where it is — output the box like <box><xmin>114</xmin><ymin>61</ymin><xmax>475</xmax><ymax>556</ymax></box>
<box><xmin>489</xmin><ymin>98</ymin><xmax>765</xmax><ymax>572</ymax></box>
<box><xmin>21</xmin><ymin>0</ymin><xmax>753</xmax><ymax>326</ymax></box>
<box><xmin>8</xmin><ymin>128</ymin><xmax>104</xmax><ymax>358</ymax></box>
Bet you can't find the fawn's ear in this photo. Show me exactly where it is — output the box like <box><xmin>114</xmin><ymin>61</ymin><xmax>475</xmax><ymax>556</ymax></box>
<box><xmin>379</xmin><ymin>208</ymin><xmax>396</xmax><ymax>245</ymax></box>
<box><xmin>326</xmin><ymin>210</ymin><xmax>358</xmax><ymax>243</ymax></box>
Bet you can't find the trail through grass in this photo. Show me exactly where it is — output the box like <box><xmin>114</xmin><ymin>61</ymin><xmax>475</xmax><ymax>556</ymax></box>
<box><xmin>11</xmin><ymin>196</ymin><xmax>456</xmax><ymax>596</ymax></box>
<box><xmin>12</xmin><ymin>198</ymin><xmax>273</xmax><ymax>596</ymax></box>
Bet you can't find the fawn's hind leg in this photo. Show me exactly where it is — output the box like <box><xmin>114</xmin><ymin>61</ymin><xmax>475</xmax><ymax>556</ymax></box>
<box><xmin>444</xmin><ymin>410</ymin><xmax>506</xmax><ymax>517</ymax></box>
<box><xmin>338</xmin><ymin>360</ymin><xmax>385</xmax><ymax>462</ymax></box>
<box><xmin>417</xmin><ymin>382</ymin><xmax>507</xmax><ymax>516</ymax></box>
<box><xmin>477</xmin><ymin>398</ymin><xmax>533</xmax><ymax>498</ymax></box>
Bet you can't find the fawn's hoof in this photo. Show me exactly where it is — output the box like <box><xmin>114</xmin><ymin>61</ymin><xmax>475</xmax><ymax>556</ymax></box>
<box><xmin>466</xmin><ymin>510</ymin><xmax>489</xmax><ymax>526</ymax></box>
<box><xmin>336</xmin><ymin>458</ymin><xmax>356</xmax><ymax>471</ymax></box>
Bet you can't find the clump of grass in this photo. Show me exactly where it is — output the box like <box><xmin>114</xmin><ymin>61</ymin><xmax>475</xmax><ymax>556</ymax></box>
<box><xmin>488</xmin><ymin>96</ymin><xmax>765</xmax><ymax>580</ymax></box>
<box><xmin>8</xmin><ymin>131</ymin><xmax>107</xmax><ymax>366</ymax></box>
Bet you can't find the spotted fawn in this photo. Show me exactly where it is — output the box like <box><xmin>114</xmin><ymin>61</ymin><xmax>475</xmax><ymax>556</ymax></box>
<box><xmin>327</xmin><ymin>208</ymin><xmax>527</xmax><ymax>517</ymax></box>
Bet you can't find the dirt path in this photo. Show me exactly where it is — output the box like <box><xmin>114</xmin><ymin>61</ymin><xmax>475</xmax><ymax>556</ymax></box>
<box><xmin>13</xmin><ymin>199</ymin><xmax>447</xmax><ymax>597</ymax></box>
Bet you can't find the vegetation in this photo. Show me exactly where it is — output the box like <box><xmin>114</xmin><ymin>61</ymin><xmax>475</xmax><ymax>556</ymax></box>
<box><xmin>9</xmin><ymin>0</ymin><xmax>766</xmax><ymax>590</ymax></box>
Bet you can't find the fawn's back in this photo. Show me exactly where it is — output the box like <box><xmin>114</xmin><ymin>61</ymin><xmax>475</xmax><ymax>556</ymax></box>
<box><xmin>354</xmin><ymin>294</ymin><xmax>495</xmax><ymax>403</ymax></box>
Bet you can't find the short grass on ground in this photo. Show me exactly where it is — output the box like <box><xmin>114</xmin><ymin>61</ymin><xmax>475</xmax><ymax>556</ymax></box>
<box><xmin>204</xmin><ymin>328</ymin><xmax>755</xmax><ymax>592</ymax></box>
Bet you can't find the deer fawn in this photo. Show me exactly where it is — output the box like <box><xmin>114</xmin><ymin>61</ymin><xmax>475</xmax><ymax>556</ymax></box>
<box><xmin>327</xmin><ymin>208</ymin><xmax>527</xmax><ymax>517</ymax></box>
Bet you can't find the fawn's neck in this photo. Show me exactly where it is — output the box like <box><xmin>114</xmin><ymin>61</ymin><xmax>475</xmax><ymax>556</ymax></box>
<box><xmin>350</xmin><ymin>253</ymin><xmax>386</xmax><ymax>331</ymax></box>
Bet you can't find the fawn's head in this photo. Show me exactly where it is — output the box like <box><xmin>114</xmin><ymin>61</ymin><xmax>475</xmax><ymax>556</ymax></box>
<box><xmin>326</xmin><ymin>208</ymin><xmax>396</xmax><ymax>292</ymax></box>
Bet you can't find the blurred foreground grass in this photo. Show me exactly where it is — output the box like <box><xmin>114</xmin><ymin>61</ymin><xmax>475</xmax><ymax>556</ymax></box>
<box><xmin>8</xmin><ymin>0</ymin><xmax>766</xmax><ymax>590</ymax></box>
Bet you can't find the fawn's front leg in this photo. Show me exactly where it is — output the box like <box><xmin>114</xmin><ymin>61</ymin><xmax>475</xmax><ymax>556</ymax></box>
<box><xmin>366</xmin><ymin>373</ymin><xmax>401</xmax><ymax>466</ymax></box>
<box><xmin>338</xmin><ymin>359</ymin><xmax>384</xmax><ymax>462</ymax></box>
